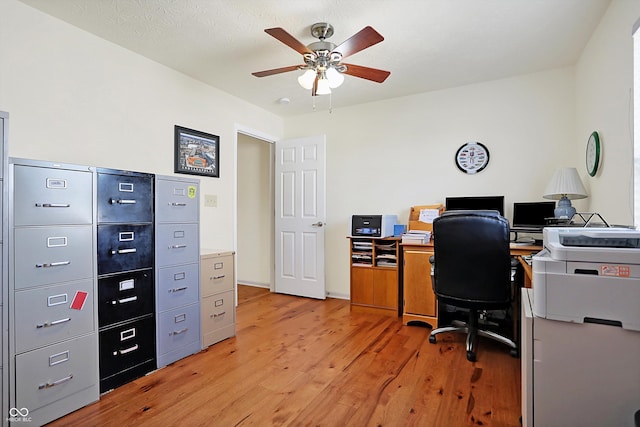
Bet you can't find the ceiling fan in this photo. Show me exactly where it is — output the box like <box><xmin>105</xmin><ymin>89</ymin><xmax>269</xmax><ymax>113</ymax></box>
<box><xmin>252</xmin><ymin>23</ymin><xmax>390</xmax><ymax>96</ymax></box>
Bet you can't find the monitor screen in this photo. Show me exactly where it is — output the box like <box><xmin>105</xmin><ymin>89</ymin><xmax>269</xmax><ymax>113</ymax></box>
<box><xmin>444</xmin><ymin>196</ymin><xmax>505</xmax><ymax>216</ymax></box>
<box><xmin>512</xmin><ymin>201</ymin><xmax>555</xmax><ymax>230</ymax></box>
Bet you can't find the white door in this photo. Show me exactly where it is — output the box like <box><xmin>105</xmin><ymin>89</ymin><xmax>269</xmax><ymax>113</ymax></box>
<box><xmin>274</xmin><ymin>135</ymin><xmax>326</xmax><ymax>299</ymax></box>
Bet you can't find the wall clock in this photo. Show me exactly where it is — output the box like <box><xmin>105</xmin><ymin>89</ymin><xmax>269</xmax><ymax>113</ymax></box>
<box><xmin>455</xmin><ymin>142</ymin><xmax>490</xmax><ymax>174</ymax></box>
<box><xmin>586</xmin><ymin>131</ymin><xmax>600</xmax><ymax>177</ymax></box>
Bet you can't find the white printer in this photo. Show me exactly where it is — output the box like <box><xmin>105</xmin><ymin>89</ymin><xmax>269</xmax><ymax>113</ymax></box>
<box><xmin>522</xmin><ymin>227</ymin><xmax>640</xmax><ymax>427</ymax></box>
<box><xmin>532</xmin><ymin>227</ymin><xmax>640</xmax><ymax>330</ymax></box>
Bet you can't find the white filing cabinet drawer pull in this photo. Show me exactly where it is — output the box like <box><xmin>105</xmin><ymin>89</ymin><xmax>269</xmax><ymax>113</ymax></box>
<box><xmin>38</xmin><ymin>374</ymin><xmax>74</xmax><ymax>390</ymax></box>
<box><xmin>36</xmin><ymin>317</ymin><xmax>71</xmax><ymax>328</ymax></box>
<box><xmin>35</xmin><ymin>203</ymin><xmax>71</xmax><ymax>208</ymax></box>
<box><xmin>35</xmin><ymin>261</ymin><xmax>71</xmax><ymax>268</ymax></box>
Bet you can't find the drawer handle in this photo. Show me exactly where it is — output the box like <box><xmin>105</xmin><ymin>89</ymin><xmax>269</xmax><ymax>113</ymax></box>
<box><xmin>210</xmin><ymin>311</ymin><xmax>226</xmax><ymax>318</ymax></box>
<box><xmin>35</xmin><ymin>261</ymin><xmax>71</xmax><ymax>268</ymax></box>
<box><xmin>169</xmin><ymin>286</ymin><xmax>187</xmax><ymax>293</ymax></box>
<box><xmin>35</xmin><ymin>203</ymin><xmax>70</xmax><ymax>208</ymax></box>
<box><xmin>117</xmin><ymin>296</ymin><xmax>138</xmax><ymax>304</ymax></box>
<box><xmin>171</xmin><ymin>202</ymin><xmax>187</xmax><ymax>207</ymax></box>
<box><xmin>38</xmin><ymin>374</ymin><xmax>73</xmax><ymax>390</ymax></box>
<box><xmin>170</xmin><ymin>244</ymin><xmax>187</xmax><ymax>249</ymax></box>
<box><xmin>110</xmin><ymin>198</ymin><xmax>137</xmax><ymax>205</ymax></box>
<box><xmin>36</xmin><ymin>317</ymin><xmax>71</xmax><ymax>328</ymax></box>
<box><xmin>211</xmin><ymin>275</ymin><xmax>225</xmax><ymax>280</ymax></box>
<box><xmin>115</xmin><ymin>344</ymin><xmax>139</xmax><ymax>355</ymax></box>
<box><xmin>169</xmin><ymin>328</ymin><xmax>188</xmax><ymax>336</ymax></box>
<box><xmin>111</xmin><ymin>248</ymin><xmax>137</xmax><ymax>255</ymax></box>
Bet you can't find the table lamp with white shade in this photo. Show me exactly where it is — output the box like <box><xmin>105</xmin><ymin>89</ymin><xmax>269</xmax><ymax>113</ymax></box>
<box><xmin>543</xmin><ymin>167</ymin><xmax>588</xmax><ymax>219</ymax></box>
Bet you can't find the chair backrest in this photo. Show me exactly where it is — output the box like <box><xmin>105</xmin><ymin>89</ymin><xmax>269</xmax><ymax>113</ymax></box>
<box><xmin>432</xmin><ymin>210</ymin><xmax>512</xmax><ymax>306</ymax></box>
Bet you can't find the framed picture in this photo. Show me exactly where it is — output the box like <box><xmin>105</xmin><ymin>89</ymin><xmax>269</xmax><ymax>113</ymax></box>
<box><xmin>174</xmin><ymin>125</ymin><xmax>220</xmax><ymax>178</ymax></box>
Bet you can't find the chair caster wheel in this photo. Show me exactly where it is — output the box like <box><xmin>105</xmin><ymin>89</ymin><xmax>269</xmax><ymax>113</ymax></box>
<box><xmin>429</xmin><ymin>335</ymin><xmax>437</xmax><ymax>344</ymax></box>
<box><xmin>510</xmin><ymin>348</ymin><xmax>519</xmax><ymax>358</ymax></box>
<box><xmin>466</xmin><ymin>351</ymin><xmax>476</xmax><ymax>362</ymax></box>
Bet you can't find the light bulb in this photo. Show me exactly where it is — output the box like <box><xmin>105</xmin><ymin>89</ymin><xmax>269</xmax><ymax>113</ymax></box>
<box><xmin>326</xmin><ymin>67</ymin><xmax>344</xmax><ymax>88</ymax></box>
<box><xmin>297</xmin><ymin>69</ymin><xmax>316</xmax><ymax>90</ymax></box>
<box><xmin>316</xmin><ymin>77</ymin><xmax>331</xmax><ymax>95</ymax></box>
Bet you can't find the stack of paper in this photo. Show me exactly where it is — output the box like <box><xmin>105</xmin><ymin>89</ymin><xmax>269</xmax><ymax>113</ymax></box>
<box><xmin>401</xmin><ymin>230</ymin><xmax>431</xmax><ymax>244</ymax></box>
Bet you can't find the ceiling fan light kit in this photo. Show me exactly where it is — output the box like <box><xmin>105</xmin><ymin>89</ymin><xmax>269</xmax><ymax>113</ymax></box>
<box><xmin>252</xmin><ymin>22</ymin><xmax>390</xmax><ymax>99</ymax></box>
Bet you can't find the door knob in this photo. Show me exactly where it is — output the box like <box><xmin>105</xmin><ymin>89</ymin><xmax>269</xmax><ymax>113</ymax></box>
<box><xmin>311</xmin><ymin>221</ymin><xmax>324</xmax><ymax>227</ymax></box>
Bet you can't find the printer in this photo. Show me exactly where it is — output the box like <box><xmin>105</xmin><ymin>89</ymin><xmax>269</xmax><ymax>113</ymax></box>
<box><xmin>351</xmin><ymin>214</ymin><xmax>397</xmax><ymax>238</ymax></box>
<box><xmin>522</xmin><ymin>227</ymin><xmax>640</xmax><ymax>427</ymax></box>
<box><xmin>532</xmin><ymin>227</ymin><xmax>640</xmax><ymax>330</ymax></box>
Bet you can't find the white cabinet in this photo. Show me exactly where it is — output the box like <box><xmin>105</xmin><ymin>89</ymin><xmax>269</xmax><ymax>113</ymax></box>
<box><xmin>8</xmin><ymin>158</ymin><xmax>98</xmax><ymax>426</ymax></box>
<box><xmin>155</xmin><ymin>176</ymin><xmax>201</xmax><ymax>368</ymax></box>
<box><xmin>200</xmin><ymin>250</ymin><xmax>235</xmax><ymax>348</ymax></box>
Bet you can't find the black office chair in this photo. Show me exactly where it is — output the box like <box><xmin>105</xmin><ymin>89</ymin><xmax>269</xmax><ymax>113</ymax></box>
<box><xmin>428</xmin><ymin>210</ymin><xmax>518</xmax><ymax>362</ymax></box>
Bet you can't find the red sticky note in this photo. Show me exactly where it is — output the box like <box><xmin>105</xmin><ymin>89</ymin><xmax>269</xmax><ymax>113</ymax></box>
<box><xmin>70</xmin><ymin>291</ymin><xmax>88</xmax><ymax>310</ymax></box>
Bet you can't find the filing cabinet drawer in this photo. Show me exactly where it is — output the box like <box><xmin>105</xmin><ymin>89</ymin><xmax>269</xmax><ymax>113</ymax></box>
<box><xmin>98</xmin><ymin>269</ymin><xmax>154</xmax><ymax>327</ymax></box>
<box><xmin>201</xmin><ymin>290</ymin><xmax>234</xmax><ymax>336</ymax></box>
<box><xmin>157</xmin><ymin>263</ymin><xmax>199</xmax><ymax>312</ymax></box>
<box><xmin>14</xmin><ymin>225</ymin><xmax>94</xmax><ymax>290</ymax></box>
<box><xmin>15</xmin><ymin>333</ymin><xmax>97</xmax><ymax>412</ymax></box>
<box><xmin>99</xmin><ymin>316</ymin><xmax>155</xmax><ymax>379</ymax></box>
<box><xmin>97</xmin><ymin>224</ymin><xmax>153</xmax><ymax>274</ymax></box>
<box><xmin>13</xmin><ymin>164</ymin><xmax>93</xmax><ymax>226</ymax></box>
<box><xmin>201</xmin><ymin>253</ymin><xmax>234</xmax><ymax>297</ymax></box>
<box><xmin>97</xmin><ymin>170</ymin><xmax>153</xmax><ymax>224</ymax></box>
<box><xmin>14</xmin><ymin>280</ymin><xmax>95</xmax><ymax>354</ymax></box>
<box><xmin>157</xmin><ymin>303</ymin><xmax>200</xmax><ymax>356</ymax></box>
<box><xmin>156</xmin><ymin>178</ymin><xmax>199</xmax><ymax>223</ymax></box>
<box><xmin>156</xmin><ymin>223</ymin><xmax>199</xmax><ymax>266</ymax></box>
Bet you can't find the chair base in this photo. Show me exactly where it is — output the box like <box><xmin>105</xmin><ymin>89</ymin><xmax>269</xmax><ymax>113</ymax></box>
<box><xmin>429</xmin><ymin>315</ymin><xmax>518</xmax><ymax>362</ymax></box>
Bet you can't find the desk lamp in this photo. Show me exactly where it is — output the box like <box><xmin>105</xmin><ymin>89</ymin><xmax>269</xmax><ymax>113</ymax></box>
<box><xmin>543</xmin><ymin>167</ymin><xmax>588</xmax><ymax>219</ymax></box>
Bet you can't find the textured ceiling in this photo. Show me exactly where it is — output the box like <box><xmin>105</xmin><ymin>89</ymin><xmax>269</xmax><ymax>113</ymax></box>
<box><xmin>18</xmin><ymin>0</ymin><xmax>612</xmax><ymax>117</ymax></box>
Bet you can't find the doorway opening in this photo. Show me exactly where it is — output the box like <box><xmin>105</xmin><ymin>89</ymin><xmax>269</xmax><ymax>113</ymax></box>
<box><xmin>236</xmin><ymin>131</ymin><xmax>274</xmax><ymax>291</ymax></box>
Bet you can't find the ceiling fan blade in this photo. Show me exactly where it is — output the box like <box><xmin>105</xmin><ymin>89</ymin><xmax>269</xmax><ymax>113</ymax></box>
<box><xmin>265</xmin><ymin>27</ymin><xmax>313</xmax><ymax>55</ymax></box>
<box><xmin>252</xmin><ymin>65</ymin><xmax>300</xmax><ymax>78</ymax></box>
<box><xmin>342</xmin><ymin>63</ymin><xmax>391</xmax><ymax>83</ymax></box>
<box><xmin>333</xmin><ymin>26</ymin><xmax>384</xmax><ymax>58</ymax></box>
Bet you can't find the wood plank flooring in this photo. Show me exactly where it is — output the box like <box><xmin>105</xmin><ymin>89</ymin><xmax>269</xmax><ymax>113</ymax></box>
<box><xmin>47</xmin><ymin>285</ymin><xmax>522</xmax><ymax>426</ymax></box>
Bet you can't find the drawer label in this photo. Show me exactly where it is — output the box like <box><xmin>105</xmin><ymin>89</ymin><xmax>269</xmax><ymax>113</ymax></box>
<box><xmin>119</xmin><ymin>182</ymin><xmax>134</xmax><ymax>192</ymax></box>
<box><xmin>46</xmin><ymin>178</ymin><xmax>67</xmax><ymax>189</ymax></box>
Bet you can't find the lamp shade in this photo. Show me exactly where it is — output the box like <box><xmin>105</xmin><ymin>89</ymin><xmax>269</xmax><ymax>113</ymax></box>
<box><xmin>543</xmin><ymin>167</ymin><xmax>588</xmax><ymax>200</ymax></box>
<box><xmin>297</xmin><ymin>69</ymin><xmax>316</xmax><ymax>90</ymax></box>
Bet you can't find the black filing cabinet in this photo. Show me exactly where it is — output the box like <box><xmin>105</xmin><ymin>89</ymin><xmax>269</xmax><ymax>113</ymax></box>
<box><xmin>96</xmin><ymin>168</ymin><xmax>155</xmax><ymax>393</ymax></box>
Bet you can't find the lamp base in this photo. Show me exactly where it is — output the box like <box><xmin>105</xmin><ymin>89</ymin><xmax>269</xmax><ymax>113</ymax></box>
<box><xmin>554</xmin><ymin>196</ymin><xmax>576</xmax><ymax>219</ymax></box>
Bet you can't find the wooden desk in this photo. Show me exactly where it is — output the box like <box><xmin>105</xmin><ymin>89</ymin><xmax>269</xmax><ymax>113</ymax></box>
<box><xmin>401</xmin><ymin>242</ymin><xmax>542</xmax><ymax>326</ymax></box>
<box><xmin>519</xmin><ymin>255</ymin><xmax>534</xmax><ymax>288</ymax></box>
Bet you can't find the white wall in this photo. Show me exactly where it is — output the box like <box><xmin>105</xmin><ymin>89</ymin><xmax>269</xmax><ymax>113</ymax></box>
<box><xmin>3</xmin><ymin>0</ymin><xmax>638</xmax><ymax>301</ymax></box>
<box><xmin>0</xmin><ymin>0</ymin><xmax>284</xmax><ymax>252</ymax></box>
<box><xmin>237</xmin><ymin>133</ymin><xmax>272</xmax><ymax>287</ymax></box>
<box><xmin>285</xmin><ymin>68</ymin><xmax>577</xmax><ymax>297</ymax></box>
<box><xmin>575</xmin><ymin>0</ymin><xmax>640</xmax><ymax>226</ymax></box>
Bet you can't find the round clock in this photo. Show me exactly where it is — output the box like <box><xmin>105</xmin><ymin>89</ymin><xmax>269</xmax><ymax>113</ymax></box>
<box><xmin>455</xmin><ymin>142</ymin><xmax>490</xmax><ymax>174</ymax></box>
<box><xmin>586</xmin><ymin>131</ymin><xmax>600</xmax><ymax>177</ymax></box>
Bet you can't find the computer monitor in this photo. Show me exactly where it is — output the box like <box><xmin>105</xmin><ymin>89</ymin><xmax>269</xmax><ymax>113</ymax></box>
<box><xmin>444</xmin><ymin>195</ymin><xmax>505</xmax><ymax>216</ymax></box>
<box><xmin>511</xmin><ymin>201</ymin><xmax>555</xmax><ymax>231</ymax></box>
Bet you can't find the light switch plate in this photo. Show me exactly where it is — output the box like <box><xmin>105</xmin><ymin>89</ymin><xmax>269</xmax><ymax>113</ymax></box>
<box><xmin>204</xmin><ymin>194</ymin><xmax>217</xmax><ymax>207</ymax></box>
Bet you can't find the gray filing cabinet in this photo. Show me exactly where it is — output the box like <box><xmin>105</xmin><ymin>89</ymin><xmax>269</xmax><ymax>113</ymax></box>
<box><xmin>8</xmin><ymin>158</ymin><xmax>99</xmax><ymax>426</ymax></box>
<box><xmin>155</xmin><ymin>175</ymin><xmax>201</xmax><ymax>367</ymax></box>
<box><xmin>0</xmin><ymin>112</ymin><xmax>8</xmax><ymax>426</ymax></box>
<box><xmin>200</xmin><ymin>249</ymin><xmax>235</xmax><ymax>348</ymax></box>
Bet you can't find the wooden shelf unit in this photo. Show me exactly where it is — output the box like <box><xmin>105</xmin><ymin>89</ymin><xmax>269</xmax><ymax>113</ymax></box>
<box><xmin>348</xmin><ymin>237</ymin><xmax>401</xmax><ymax>317</ymax></box>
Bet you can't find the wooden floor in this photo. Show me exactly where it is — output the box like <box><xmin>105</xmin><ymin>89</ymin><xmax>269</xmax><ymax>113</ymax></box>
<box><xmin>47</xmin><ymin>285</ymin><xmax>522</xmax><ymax>426</ymax></box>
